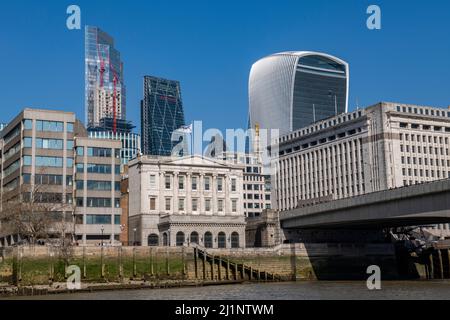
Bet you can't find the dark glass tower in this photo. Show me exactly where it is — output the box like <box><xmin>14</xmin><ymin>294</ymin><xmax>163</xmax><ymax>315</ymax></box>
<box><xmin>141</xmin><ymin>76</ymin><xmax>186</xmax><ymax>156</ymax></box>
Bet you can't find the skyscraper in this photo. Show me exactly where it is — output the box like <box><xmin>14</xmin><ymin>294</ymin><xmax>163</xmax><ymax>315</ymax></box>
<box><xmin>85</xmin><ymin>26</ymin><xmax>126</xmax><ymax>129</ymax></box>
<box><xmin>141</xmin><ymin>76</ymin><xmax>185</xmax><ymax>156</ymax></box>
<box><xmin>249</xmin><ymin>51</ymin><xmax>349</xmax><ymax>136</ymax></box>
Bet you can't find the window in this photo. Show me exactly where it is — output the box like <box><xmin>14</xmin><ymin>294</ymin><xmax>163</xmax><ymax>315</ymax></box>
<box><xmin>232</xmin><ymin>200</ymin><xmax>238</xmax><ymax>213</ymax></box>
<box><xmin>35</xmin><ymin>174</ymin><xmax>63</xmax><ymax>185</ymax></box>
<box><xmin>76</xmin><ymin>164</ymin><xmax>84</xmax><ymax>173</ymax></box>
<box><xmin>24</xmin><ymin>119</ymin><xmax>33</xmax><ymax>130</ymax></box>
<box><xmin>231</xmin><ymin>179</ymin><xmax>237</xmax><ymax>192</ymax></box>
<box><xmin>67</xmin><ymin>140</ymin><xmax>74</xmax><ymax>150</ymax></box>
<box><xmin>204</xmin><ymin>177</ymin><xmax>211</xmax><ymax>191</ymax></box>
<box><xmin>114</xmin><ymin>215</ymin><xmax>121</xmax><ymax>225</ymax></box>
<box><xmin>86</xmin><ymin>181</ymin><xmax>112</xmax><ymax>191</ymax></box>
<box><xmin>218</xmin><ymin>232</ymin><xmax>226</xmax><ymax>249</ymax></box>
<box><xmin>23</xmin><ymin>137</ymin><xmax>33</xmax><ymax>148</ymax></box>
<box><xmin>150</xmin><ymin>197</ymin><xmax>156</xmax><ymax>210</ymax></box>
<box><xmin>86</xmin><ymin>215</ymin><xmax>112</xmax><ymax>225</ymax></box>
<box><xmin>67</xmin><ymin>123</ymin><xmax>74</xmax><ymax>133</ymax></box>
<box><xmin>36</xmin><ymin>120</ymin><xmax>63</xmax><ymax>132</ymax></box>
<box><xmin>176</xmin><ymin>232</ymin><xmax>185</xmax><ymax>247</ymax></box>
<box><xmin>192</xmin><ymin>199</ymin><xmax>198</xmax><ymax>212</ymax></box>
<box><xmin>165</xmin><ymin>198</ymin><xmax>171</xmax><ymax>211</ymax></box>
<box><xmin>178</xmin><ymin>198</ymin><xmax>185</xmax><ymax>211</ymax></box>
<box><xmin>85</xmin><ymin>198</ymin><xmax>115</xmax><ymax>208</ymax></box>
<box><xmin>67</xmin><ymin>158</ymin><xmax>74</xmax><ymax>168</ymax></box>
<box><xmin>76</xmin><ymin>181</ymin><xmax>84</xmax><ymax>190</ymax></box>
<box><xmin>205</xmin><ymin>199</ymin><xmax>211</xmax><ymax>212</ymax></box>
<box><xmin>36</xmin><ymin>138</ymin><xmax>63</xmax><ymax>150</ymax></box>
<box><xmin>87</xmin><ymin>147</ymin><xmax>112</xmax><ymax>157</ymax></box>
<box><xmin>190</xmin><ymin>232</ymin><xmax>199</xmax><ymax>245</ymax></box>
<box><xmin>149</xmin><ymin>175</ymin><xmax>156</xmax><ymax>189</ymax></box>
<box><xmin>165</xmin><ymin>175</ymin><xmax>171</xmax><ymax>189</ymax></box>
<box><xmin>86</xmin><ymin>163</ymin><xmax>112</xmax><ymax>174</ymax></box>
<box><xmin>231</xmin><ymin>232</ymin><xmax>239</xmax><ymax>248</ymax></box>
<box><xmin>179</xmin><ymin>176</ymin><xmax>185</xmax><ymax>190</ymax></box>
<box><xmin>192</xmin><ymin>177</ymin><xmax>198</xmax><ymax>191</ymax></box>
<box><xmin>76</xmin><ymin>147</ymin><xmax>84</xmax><ymax>156</ymax></box>
<box><xmin>35</xmin><ymin>156</ymin><xmax>64</xmax><ymax>167</ymax></box>
<box><xmin>217</xmin><ymin>178</ymin><xmax>223</xmax><ymax>192</ymax></box>
<box><xmin>218</xmin><ymin>199</ymin><xmax>224</xmax><ymax>212</ymax></box>
<box><xmin>148</xmin><ymin>234</ymin><xmax>159</xmax><ymax>247</ymax></box>
<box><xmin>204</xmin><ymin>232</ymin><xmax>213</xmax><ymax>248</ymax></box>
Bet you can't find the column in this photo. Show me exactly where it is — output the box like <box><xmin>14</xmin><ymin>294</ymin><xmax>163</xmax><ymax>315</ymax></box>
<box><xmin>173</xmin><ymin>172</ymin><xmax>179</xmax><ymax>215</ymax></box>
<box><xmin>212</xmin><ymin>174</ymin><xmax>218</xmax><ymax>215</ymax></box>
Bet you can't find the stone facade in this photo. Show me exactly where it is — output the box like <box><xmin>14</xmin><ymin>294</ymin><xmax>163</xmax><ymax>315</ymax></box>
<box><xmin>273</xmin><ymin>102</ymin><xmax>450</xmax><ymax>235</ymax></box>
<box><xmin>245</xmin><ymin>209</ymin><xmax>282</xmax><ymax>248</ymax></box>
<box><xmin>128</xmin><ymin>155</ymin><xmax>246</xmax><ymax>248</ymax></box>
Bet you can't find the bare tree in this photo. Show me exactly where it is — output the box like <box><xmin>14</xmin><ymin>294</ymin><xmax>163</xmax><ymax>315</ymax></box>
<box><xmin>0</xmin><ymin>172</ymin><xmax>76</xmax><ymax>246</ymax></box>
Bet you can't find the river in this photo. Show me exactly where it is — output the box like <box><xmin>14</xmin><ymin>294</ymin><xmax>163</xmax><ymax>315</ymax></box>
<box><xmin>12</xmin><ymin>281</ymin><xmax>450</xmax><ymax>300</ymax></box>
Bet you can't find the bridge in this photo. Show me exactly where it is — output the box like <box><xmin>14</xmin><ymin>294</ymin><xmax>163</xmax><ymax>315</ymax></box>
<box><xmin>280</xmin><ymin>179</ymin><xmax>450</xmax><ymax>229</ymax></box>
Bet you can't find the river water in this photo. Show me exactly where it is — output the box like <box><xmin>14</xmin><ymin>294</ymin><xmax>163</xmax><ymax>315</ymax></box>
<box><xmin>14</xmin><ymin>281</ymin><xmax>450</xmax><ymax>300</ymax></box>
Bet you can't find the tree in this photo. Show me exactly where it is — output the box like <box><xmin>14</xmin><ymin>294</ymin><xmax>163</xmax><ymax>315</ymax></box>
<box><xmin>0</xmin><ymin>173</ymin><xmax>76</xmax><ymax>246</ymax></box>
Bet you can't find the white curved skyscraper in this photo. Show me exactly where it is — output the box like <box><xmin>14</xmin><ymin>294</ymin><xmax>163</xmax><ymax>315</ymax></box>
<box><xmin>249</xmin><ymin>51</ymin><xmax>349</xmax><ymax>136</ymax></box>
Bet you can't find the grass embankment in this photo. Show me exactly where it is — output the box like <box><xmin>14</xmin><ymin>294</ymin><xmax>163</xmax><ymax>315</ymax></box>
<box><xmin>0</xmin><ymin>255</ymin><xmax>186</xmax><ymax>286</ymax></box>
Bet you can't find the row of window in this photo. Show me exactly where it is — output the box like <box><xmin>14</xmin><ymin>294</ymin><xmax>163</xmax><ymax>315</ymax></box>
<box><xmin>149</xmin><ymin>197</ymin><xmax>239</xmax><ymax>213</ymax></box>
<box><xmin>24</xmin><ymin>120</ymin><xmax>74</xmax><ymax>133</ymax></box>
<box><xmin>153</xmin><ymin>175</ymin><xmax>238</xmax><ymax>192</ymax></box>
<box><xmin>396</xmin><ymin>105</ymin><xmax>450</xmax><ymax>118</ymax></box>
<box><xmin>24</xmin><ymin>138</ymin><xmax>74</xmax><ymax>150</ymax></box>
<box><xmin>402</xmin><ymin>168</ymin><xmax>450</xmax><ymax>179</ymax></box>
<box><xmin>401</xmin><ymin>157</ymin><xmax>450</xmax><ymax>167</ymax></box>
<box><xmin>23</xmin><ymin>174</ymin><xmax>73</xmax><ymax>186</ymax></box>
<box><xmin>77</xmin><ymin>147</ymin><xmax>120</xmax><ymax>158</ymax></box>
<box><xmin>76</xmin><ymin>197</ymin><xmax>120</xmax><ymax>208</ymax></box>
<box><xmin>81</xmin><ymin>215</ymin><xmax>121</xmax><ymax>225</ymax></box>
<box><xmin>76</xmin><ymin>180</ymin><xmax>120</xmax><ymax>191</ymax></box>
<box><xmin>400</xmin><ymin>144</ymin><xmax>449</xmax><ymax>156</ymax></box>
<box><xmin>23</xmin><ymin>156</ymin><xmax>73</xmax><ymax>168</ymax></box>
<box><xmin>400</xmin><ymin>134</ymin><xmax>449</xmax><ymax>144</ymax></box>
<box><xmin>76</xmin><ymin>163</ymin><xmax>120</xmax><ymax>175</ymax></box>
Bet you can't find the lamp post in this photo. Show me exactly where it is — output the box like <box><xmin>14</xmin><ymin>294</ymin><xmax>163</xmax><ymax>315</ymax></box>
<box><xmin>133</xmin><ymin>228</ymin><xmax>137</xmax><ymax>246</ymax></box>
<box><xmin>101</xmin><ymin>225</ymin><xmax>104</xmax><ymax>247</ymax></box>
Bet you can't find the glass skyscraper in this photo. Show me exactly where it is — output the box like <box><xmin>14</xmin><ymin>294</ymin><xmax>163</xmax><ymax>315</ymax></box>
<box><xmin>249</xmin><ymin>51</ymin><xmax>349</xmax><ymax>136</ymax></box>
<box><xmin>141</xmin><ymin>76</ymin><xmax>186</xmax><ymax>156</ymax></box>
<box><xmin>85</xmin><ymin>26</ymin><xmax>126</xmax><ymax>128</ymax></box>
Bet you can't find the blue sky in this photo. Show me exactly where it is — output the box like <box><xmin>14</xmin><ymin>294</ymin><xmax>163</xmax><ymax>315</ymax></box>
<box><xmin>0</xmin><ymin>0</ymin><xmax>449</xmax><ymax>133</ymax></box>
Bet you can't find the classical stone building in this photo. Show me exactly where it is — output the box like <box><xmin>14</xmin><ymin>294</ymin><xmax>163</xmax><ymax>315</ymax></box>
<box><xmin>245</xmin><ymin>210</ymin><xmax>281</xmax><ymax>248</ymax></box>
<box><xmin>272</xmin><ymin>102</ymin><xmax>450</xmax><ymax>235</ymax></box>
<box><xmin>128</xmin><ymin>155</ymin><xmax>246</xmax><ymax>248</ymax></box>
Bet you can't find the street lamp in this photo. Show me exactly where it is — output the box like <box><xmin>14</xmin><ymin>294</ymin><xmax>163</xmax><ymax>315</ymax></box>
<box><xmin>133</xmin><ymin>228</ymin><xmax>137</xmax><ymax>246</ymax></box>
<box><xmin>101</xmin><ymin>225</ymin><xmax>104</xmax><ymax>247</ymax></box>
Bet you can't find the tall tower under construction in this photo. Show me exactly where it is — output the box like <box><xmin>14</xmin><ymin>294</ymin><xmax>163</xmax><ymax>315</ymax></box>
<box><xmin>85</xmin><ymin>26</ymin><xmax>126</xmax><ymax>129</ymax></box>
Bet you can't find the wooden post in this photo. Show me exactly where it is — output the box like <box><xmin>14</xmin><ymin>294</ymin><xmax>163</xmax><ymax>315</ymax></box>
<box><xmin>211</xmin><ymin>255</ymin><xmax>215</xmax><ymax>281</ymax></box>
<box><xmin>133</xmin><ymin>247</ymin><xmax>137</xmax><ymax>278</ymax></box>
<box><xmin>150</xmin><ymin>248</ymin><xmax>154</xmax><ymax>276</ymax></box>
<box><xmin>226</xmin><ymin>260</ymin><xmax>230</xmax><ymax>281</ymax></box>
<box><xmin>202</xmin><ymin>251</ymin><xmax>206</xmax><ymax>280</ymax></box>
<box><xmin>182</xmin><ymin>247</ymin><xmax>186</xmax><ymax>279</ymax></box>
<box><xmin>429</xmin><ymin>252</ymin><xmax>435</xmax><ymax>280</ymax></box>
<box><xmin>166</xmin><ymin>248</ymin><xmax>170</xmax><ymax>276</ymax></box>
<box><xmin>438</xmin><ymin>250</ymin><xmax>444</xmax><ymax>280</ymax></box>
<box><xmin>82</xmin><ymin>246</ymin><xmax>86</xmax><ymax>279</ymax></box>
<box><xmin>249</xmin><ymin>266</ymin><xmax>253</xmax><ymax>281</ymax></box>
<box><xmin>118</xmin><ymin>247</ymin><xmax>123</xmax><ymax>280</ymax></box>
<box><xmin>101</xmin><ymin>245</ymin><xmax>105</xmax><ymax>279</ymax></box>
<box><xmin>234</xmin><ymin>262</ymin><xmax>238</xmax><ymax>281</ymax></box>
<box><xmin>155</xmin><ymin>248</ymin><xmax>159</xmax><ymax>278</ymax></box>
<box><xmin>218</xmin><ymin>256</ymin><xmax>222</xmax><ymax>281</ymax></box>
<box><xmin>194</xmin><ymin>248</ymin><xmax>198</xmax><ymax>280</ymax></box>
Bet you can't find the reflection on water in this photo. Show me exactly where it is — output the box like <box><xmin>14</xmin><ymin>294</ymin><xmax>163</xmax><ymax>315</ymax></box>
<box><xmin>12</xmin><ymin>281</ymin><xmax>450</xmax><ymax>300</ymax></box>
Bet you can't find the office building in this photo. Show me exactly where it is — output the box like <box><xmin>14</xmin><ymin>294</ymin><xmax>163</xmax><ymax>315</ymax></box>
<box><xmin>0</xmin><ymin>108</ymin><xmax>122</xmax><ymax>247</ymax></box>
<box><xmin>128</xmin><ymin>155</ymin><xmax>246</xmax><ymax>248</ymax></box>
<box><xmin>141</xmin><ymin>76</ymin><xmax>185</xmax><ymax>156</ymax></box>
<box><xmin>88</xmin><ymin>118</ymin><xmax>141</xmax><ymax>165</ymax></box>
<box><xmin>249</xmin><ymin>51</ymin><xmax>349</xmax><ymax>136</ymax></box>
<box><xmin>85</xmin><ymin>26</ymin><xmax>126</xmax><ymax>128</ymax></box>
<box><xmin>272</xmin><ymin>102</ymin><xmax>450</xmax><ymax>234</ymax></box>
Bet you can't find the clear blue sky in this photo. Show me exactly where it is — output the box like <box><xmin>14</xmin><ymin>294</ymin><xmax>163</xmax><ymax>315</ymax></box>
<box><xmin>0</xmin><ymin>0</ymin><xmax>449</xmax><ymax>133</ymax></box>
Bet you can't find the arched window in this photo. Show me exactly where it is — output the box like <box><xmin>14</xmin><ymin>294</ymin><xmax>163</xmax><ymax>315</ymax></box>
<box><xmin>231</xmin><ymin>232</ymin><xmax>240</xmax><ymax>248</ymax></box>
<box><xmin>204</xmin><ymin>232</ymin><xmax>213</xmax><ymax>248</ymax></box>
<box><xmin>163</xmin><ymin>233</ymin><xmax>168</xmax><ymax>246</ymax></box>
<box><xmin>176</xmin><ymin>232</ymin><xmax>185</xmax><ymax>247</ymax></box>
<box><xmin>218</xmin><ymin>232</ymin><xmax>226</xmax><ymax>249</ymax></box>
<box><xmin>148</xmin><ymin>234</ymin><xmax>159</xmax><ymax>247</ymax></box>
<box><xmin>190</xmin><ymin>232</ymin><xmax>199</xmax><ymax>245</ymax></box>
